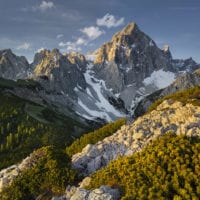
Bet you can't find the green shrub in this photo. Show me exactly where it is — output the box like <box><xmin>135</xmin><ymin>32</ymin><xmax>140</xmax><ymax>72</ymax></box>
<box><xmin>149</xmin><ymin>86</ymin><xmax>200</xmax><ymax>112</ymax></box>
<box><xmin>0</xmin><ymin>92</ymin><xmax>86</xmax><ymax>169</ymax></box>
<box><xmin>1</xmin><ymin>146</ymin><xmax>78</xmax><ymax>200</ymax></box>
<box><xmin>66</xmin><ymin>118</ymin><xmax>126</xmax><ymax>156</ymax></box>
<box><xmin>88</xmin><ymin>133</ymin><xmax>200</xmax><ymax>200</ymax></box>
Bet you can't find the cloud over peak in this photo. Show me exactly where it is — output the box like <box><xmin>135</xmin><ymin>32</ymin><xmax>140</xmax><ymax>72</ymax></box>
<box><xmin>58</xmin><ymin>37</ymin><xmax>86</xmax><ymax>52</ymax></box>
<box><xmin>81</xmin><ymin>26</ymin><xmax>105</xmax><ymax>40</ymax></box>
<box><xmin>57</xmin><ymin>13</ymin><xmax>125</xmax><ymax>53</ymax></box>
<box><xmin>58</xmin><ymin>25</ymin><xmax>105</xmax><ymax>53</ymax></box>
<box><xmin>97</xmin><ymin>13</ymin><xmax>124</xmax><ymax>28</ymax></box>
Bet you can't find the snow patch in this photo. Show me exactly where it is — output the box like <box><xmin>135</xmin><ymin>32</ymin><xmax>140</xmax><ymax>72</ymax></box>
<box><xmin>126</xmin><ymin>67</ymin><xmax>132</xmax><ymax>73</ymax></box>
<box><xmin>163</xmin><ymin>45</ymin><xmax>169</xmax><ymax>52</ymax></box>
<box><xmin>53</xmin><ymin>55</ymin><xmax>57</xmax><ymax>62</ymax></box>
<box><xmin>74</xmin><ymin>87</ymin><xmax>79</xmax><ymax>92</ymax></box>
<box><xmin>86</xmin><ymin>88</ymin><xmax>93</xmax><ymax>97</ymax></box>
<box><xmin>79</xmin><ymin>64</ymin><xmax>124</xmax><ymax>121</ymax></box>
<box><xmin>143</xmin><ymin>69</ymin><xmax>175</xmax><ymax>89</ymax></box>
<box><xmin>131</xmin><ymin>44</ymin><xmax>136</xmax><ymax>48</ymax></box>
<box><xmin>149</xmin><ymin>40</ymin><xmax>154</xmax><ymax>46</ymax></box>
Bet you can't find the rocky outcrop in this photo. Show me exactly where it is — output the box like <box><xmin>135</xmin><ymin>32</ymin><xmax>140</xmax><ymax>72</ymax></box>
<box><xmin>65</xmin><ymin>52</ymin><xmax>87</xmax><ymax>72</ymax></box>
<box><xmin>52</xmin><ymin>177</ymin><xmax>120</xmax><ymax>200</ymax></box>
<box><xmin>72</xmin><ymin>100</ymin><xmax>200</xmax><ymax>175</ymax></box>
<box><xmin>63</xmin><ymin>185</ymin><xmax>120</xmax><ymax>200</ymax></box>
<box><xmin>0</xmin><ymin>49</ymin><xmax>30</xmax><ymax>79</ymax></box>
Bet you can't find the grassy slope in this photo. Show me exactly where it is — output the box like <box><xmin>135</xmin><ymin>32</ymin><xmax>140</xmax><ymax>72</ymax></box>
<box><xmin>149</xmin><ymin>86</ymin><xmax>200</xmax><ymax>111</ymax></box>
<box><xmin>0</xmin><ymin>79</ymin><xmax>89</xmax><ymax>169</ymax></box>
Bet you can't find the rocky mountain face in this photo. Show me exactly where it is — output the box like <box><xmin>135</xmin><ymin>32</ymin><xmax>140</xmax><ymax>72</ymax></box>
<box><xmin>31</xmin><ymin>49</ymin><xmax>87</xmax><ymax>98</ymax></box>
<box><xmin>90</xmin><ymin>23</ymin><xmax>199</xmax><ymax>110</ymax></box>
<box><xmin>0</xmin><ymin>49</ymin><xmax>30</xmax><ymax>80</ymax></box>
<box><xmin>92</xmin><ymin>23</ymin><xmax>168</xmax><ymax>92</ymax></box>
<box><xmin>31</xmin><ymin>49</ymin><xmax>125</xmax><ymax>122</ymax></box>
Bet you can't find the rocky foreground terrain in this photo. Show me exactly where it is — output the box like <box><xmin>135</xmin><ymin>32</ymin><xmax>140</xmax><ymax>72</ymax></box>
<box><xmin>72</xmin><ymin>100</ymin><xmax>200</xmax><ymax>176</ymax></box>
<box><xmin>1</xmin><ymin>99</ymin><xmax>200</xmax><ymax>199</ymax></box>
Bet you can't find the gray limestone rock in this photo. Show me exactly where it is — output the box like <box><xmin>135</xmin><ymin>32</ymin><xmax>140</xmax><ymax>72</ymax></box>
<box><xmin>72</xmin><ymin>101</ymin><xmax>200</xmax><ymax>175</ymax></box>
<box><xmin>92</xmin><ymin>23</ymin><xmax>173</xmax><ymax>93</ymax></box>
<box><xmin>65</xmin><ymin>185</ymin><xmax>120</xmax><ymax>200</ymax></box>
<box><xmin>31</xmin><ymin>49</ymin><xmax>87</xmax><ymax>98</ymax></box>
<box><xmin>0</xmin><ymin>49</ymin><xmax>30</xmax><ymax>79</ymax></box>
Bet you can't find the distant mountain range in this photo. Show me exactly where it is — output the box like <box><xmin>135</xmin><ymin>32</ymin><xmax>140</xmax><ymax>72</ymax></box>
<box><xmin>0</xmin><ymin>22</ymin><xmax>199</xmax><ymax>123</ymax></box>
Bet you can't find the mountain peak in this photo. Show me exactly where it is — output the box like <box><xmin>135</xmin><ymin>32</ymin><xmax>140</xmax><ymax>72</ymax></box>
<box><xmin>120</xmin><ymin>22</ymin><xmax>137</xmax><ymax>34</ymax></box>
<box><xmin>65</xmin><ymin>52</ymin><xmax>87</xmax><ymax>67</ymax></box>
<box><xmin>111</xmin><ymin>22</ymin><xmax>138</xmax><ymax>43</ymax></box>
<box><xmin>51</xmin><ymin>48</ymin><xmax>61</xmax><ymax>55</ymax></box>
<box><xmin>0</xmin><ymin>48</ymin><xmax>13</xmax><ymax>55</ymax></box>
<box><xmin>0</xmin><ymin>49</ymin><xmax>30</xmax><ymax>79</ymax></box>
<box><xmin>162</xmin><ymin>45</ymin><xmax>170</xmax><ymax>52</ymax></box>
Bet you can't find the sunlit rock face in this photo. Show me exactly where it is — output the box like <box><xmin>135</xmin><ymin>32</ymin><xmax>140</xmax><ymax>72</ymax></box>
<box><xmin>89</xmin><ymin>22</ymin><xmax>199</xmax><ymax>110</ymax></box>
<box><xmin>32</xmin><ymin>49</ymin><xmax>87</xmax><ymax>97</ymax></box>
<box><xmin>92</xmin><ymin>22</ymin><xmax>170</xmax><ymax>93</ymax></box>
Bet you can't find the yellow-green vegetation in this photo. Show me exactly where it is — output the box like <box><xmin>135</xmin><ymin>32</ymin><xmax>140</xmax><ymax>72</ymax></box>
<box><xmin>0</xmin><ymin>92</ymin><xmax>87</xmax><ymax>169</ymax></box>
<box><xmin>149</xmin><ymin>86</ymin><xmax>200</xmax><ymax>111</ymax></box>
<box><xmin>88</xmin><ymin>133</ymin><xmax>200</xmax><ymax>200</ymax></box>
<box><xmin>1</xmin><ymin>146</ymin><xmax>78</xmax><ymax>200</ymax></box>
<box><xmin>66</xmin><ymin>118</ymin><xmax>126</xmax><ymax>156</ymax></box>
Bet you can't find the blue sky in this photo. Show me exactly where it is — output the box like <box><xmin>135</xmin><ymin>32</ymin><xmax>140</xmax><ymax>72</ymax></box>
<box><xmin>0</xmin><ymin>0</ymin><xmax>200</xmax><ymax>63</ymax></box>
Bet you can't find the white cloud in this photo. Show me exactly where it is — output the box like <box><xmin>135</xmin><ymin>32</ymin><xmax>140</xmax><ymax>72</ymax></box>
<box><xmin>39</xmin><ymin>1</ymin><xmax>55</xmax><ymax>11</ymax></box>
<box><xmin>30</xmin><ymin>1</ymin><xmax>55</xmax><ymax>12</ymax></box>
<box><xmin>58</xmin><ymin>26</ymin><xmax>104</xmax><ymax>53</ymax></box>
<box><xmin>97</xmin><ymin>13</ymin><xmax>124</xmax><ymax>28</ymax></box>
<box><xmin>58</xmin><ymin>42</ymin><xmax>66</xmax><ymax>47</ymax></box>
<box><xmin>66</xmin><ymin>45</ymin><xmax>81</xmax><ymax>52</ymax></box>
<box><xmin>58</xmin><ymin>38</ymin><xmax>86</xmax><ymax>52</ymax></box>
<box><xmin>81</xmin><ymin>26</ymin><xmax>105</xmax><ymax>40</ymax></box>
<box><xmin>56</xmin><ymin>34</ymin><xmax>64</xmax><ymax>39</ymax></box>
<box><xmin>17</xmin><ymin>42</ymin><xmax>31</xmax><ymax>50</ymax></box>
<box><xmin>59</xmin><ymin>41</ymin><xmax>82</xmax><ymax>52</ymax></box>
<box><xmin>76</xmin><ymin>38</ymin><xmax>86</xmax><ymax>45</ymax></box>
